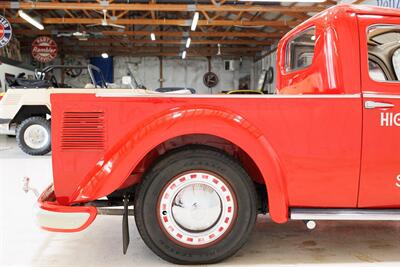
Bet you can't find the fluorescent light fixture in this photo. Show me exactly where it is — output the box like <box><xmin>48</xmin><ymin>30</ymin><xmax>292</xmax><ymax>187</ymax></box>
<box><xmin>238</xmin><ymin>0</ymin><xmax>325</xmax><ymax>2</ymax></box>
<box><xmin>150</xmin><ymin>32</ymin><xmax>156</xmax><ymax>41</ymax></box>
<box><xmin>191</xmin><ymin>12</ymin><xmax>199</xmax><ymax>31</ymax></box>
<box><xmin>18</xmin><ymin>10</ymin><xmax>44</xmax><ymax>30</ymax></box>
<box><xmin>182</xmin><ymin>51</ymin><xmax>187</xmax><ymax>59</ymax></box>
<box><xmin>185</xmin><ymin>37</ymin><xmax>191</xmax><ymax>48</ymax></box>
<box><xmin>101</xmin><ymin>53</ymin><xmax>109</xmax><ymax>59</ymax></box>
<box><xmin>73</xmin><ymin>31</ymin><xmax>84</xmax><ymax>37</ymax></box>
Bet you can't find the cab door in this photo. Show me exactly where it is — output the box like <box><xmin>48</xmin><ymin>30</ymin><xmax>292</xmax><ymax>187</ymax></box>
<box><xmin>358</xmin><ymin>15</ymin><xmax>400</xmax><ymax>207</ymax></box>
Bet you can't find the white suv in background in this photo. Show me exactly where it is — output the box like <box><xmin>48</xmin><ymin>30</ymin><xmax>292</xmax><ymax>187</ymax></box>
<box><xmin>0</xmin><ymin>64</ymin><xmax>108</xmax><ymax>155</ymax></box>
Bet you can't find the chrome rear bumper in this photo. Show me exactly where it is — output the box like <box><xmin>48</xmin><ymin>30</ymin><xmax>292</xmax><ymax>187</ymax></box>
<box><xmin>36</xmin><ymin>185</ymin><xmax>97</xmax><ymax>232</ymax></box>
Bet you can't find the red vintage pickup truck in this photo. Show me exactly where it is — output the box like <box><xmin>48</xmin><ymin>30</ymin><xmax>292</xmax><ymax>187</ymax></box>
<box><xmin>34</xmin><ymin>4</ymin><xmax>400</xmax><ymax>264</ymax></box>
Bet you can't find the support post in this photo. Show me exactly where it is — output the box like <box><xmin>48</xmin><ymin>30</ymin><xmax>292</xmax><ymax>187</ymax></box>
<box><xmin>159</xmin><ymin>56</ymin><xmax>163</xmax><ymax>88</ymax></box>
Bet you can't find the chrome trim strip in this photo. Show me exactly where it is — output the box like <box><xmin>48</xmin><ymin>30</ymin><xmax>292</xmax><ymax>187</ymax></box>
<box><xmin>96</xmin><ymin>92</ymin><xmax>362</xmax><ymax>99</ymax></box>
<box><xmin>364</xmin><ymin>93</ymin><xmax>400</xmax><ymax>99</ymax></box>
<box><xmin>290</xmin><ymin>208</ymin><xmax>400</xmax><ymax>221</ymax></box>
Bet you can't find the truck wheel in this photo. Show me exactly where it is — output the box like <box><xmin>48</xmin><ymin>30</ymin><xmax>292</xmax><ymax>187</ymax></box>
<box><xmin>16</xmin><ymin>117</ymin><xmax>51</xmax><ymax>156</ymax></box>
<box><xmin>134</xmin><ymin>146</ymin><xmax>257</xmax><ymax>264</ymax></box>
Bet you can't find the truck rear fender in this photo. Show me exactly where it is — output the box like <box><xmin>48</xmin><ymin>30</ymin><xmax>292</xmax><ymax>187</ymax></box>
<box><xmin>72</xmin><ymin>107</ymin><xmax>289</xmax><ymax>223</ymax></box>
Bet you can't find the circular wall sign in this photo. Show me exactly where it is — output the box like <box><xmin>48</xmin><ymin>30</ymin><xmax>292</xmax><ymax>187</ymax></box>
<box><xmin>203</xmin><ymin>72</ymin><xmax>219</xmax><ymax>88</ymax></box>
<box><xmin>0</xmin><ymin>15</ymin><xmax>12</xmax><ymax>48</ymax></box>
<box><xmin>32</xmin><ymin>36</ymin><xmax>58</xmax><ymax>63</ymax></box>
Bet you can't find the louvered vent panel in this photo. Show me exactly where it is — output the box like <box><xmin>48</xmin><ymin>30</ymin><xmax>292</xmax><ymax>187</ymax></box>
<box><xmin>62</xmin><ymin>112</ymin><xmax>105</xmax><ymax>150</ymax></box>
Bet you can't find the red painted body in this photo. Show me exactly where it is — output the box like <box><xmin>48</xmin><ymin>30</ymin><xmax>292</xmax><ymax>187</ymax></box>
<box><xmin>43</xmin><ymin>5</ymin><xmax>400</xmax><ymax>230</ymax></box>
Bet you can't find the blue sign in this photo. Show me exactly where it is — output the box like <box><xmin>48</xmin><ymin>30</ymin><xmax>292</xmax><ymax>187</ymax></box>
<box><xmin>0</xmin><ymin>15</ymin><xmax>12</xmax><ymax>48</ymax></box>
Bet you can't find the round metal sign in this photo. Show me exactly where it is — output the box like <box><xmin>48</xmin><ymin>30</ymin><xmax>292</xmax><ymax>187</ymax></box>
<box><xmin>32</xmin><ymin>36</ymin><xmax>58</xmax><ymax>63</ymax></box>
<box><xmin>203</xmin><ymin>72</ymin><xmax>219</xmax><ymax>88</ymax></box>
<box><xmin>0</xmin><ymin>15</ymin><xmax>12</xmax><ymax>48</ymax></box>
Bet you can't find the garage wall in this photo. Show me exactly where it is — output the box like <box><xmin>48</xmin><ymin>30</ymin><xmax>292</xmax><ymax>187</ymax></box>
<box><xmin>113</xmin><ymin>56</ymin><xmax>254</xmax><ymax>94</ymax></box>
<box><xmin>61</xmin><ymin>55</ymin><xmax>254</xmax><ymax>94</ymax></box>
<box><xmin>254</xmin><ymin>49</ymin><xmax>277</xmax><ymax>94</ymax></box>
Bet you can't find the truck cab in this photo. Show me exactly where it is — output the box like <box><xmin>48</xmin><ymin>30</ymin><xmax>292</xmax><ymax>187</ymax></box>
<box><xmin>32</xmin><ymin>5</ymin><xmax>400</xmax><ymax>265</ymax></box>
<box><xmin>276</xmin><ymin>5</ymin><xmax>400</xmax><ymax>208</ymax></box>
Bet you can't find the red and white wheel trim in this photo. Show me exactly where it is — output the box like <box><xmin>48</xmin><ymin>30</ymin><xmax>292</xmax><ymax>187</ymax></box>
<box><xmin>158</xmin><ymin>171</ymin><xmax>237</xmax><ymax>247</ymax></box>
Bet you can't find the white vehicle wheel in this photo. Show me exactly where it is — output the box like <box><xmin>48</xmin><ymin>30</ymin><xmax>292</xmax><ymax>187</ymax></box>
<box><xmin>16</xmin><ymin>117</ymin><xmax>51</xmax><ymax>156</ymax></box>
<box><xmin>23</xmin><ymin>124</ymin><xmax>49</xmax><ymax>150</ymax></box>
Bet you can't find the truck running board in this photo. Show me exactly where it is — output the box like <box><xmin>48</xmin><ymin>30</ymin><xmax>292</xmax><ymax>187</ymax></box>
<box><xmin>290</xmin><ymin>208</ymin><xmax>400</xmax><ymax>221</ymax></box>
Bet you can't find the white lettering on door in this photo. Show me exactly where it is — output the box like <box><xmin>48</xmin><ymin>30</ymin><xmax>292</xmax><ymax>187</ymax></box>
<box><xmin>396</xmin><ymin>174</ymin><xmax>400</xmax><ymax>188</ymax></box>
<box><xmin>381</xmin><ymin>112</ymin><xmax>400</xmax><ymax>126</ymax></box>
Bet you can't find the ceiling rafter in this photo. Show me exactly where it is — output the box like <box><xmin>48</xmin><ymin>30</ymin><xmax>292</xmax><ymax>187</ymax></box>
<box><xmin>9</xmin><ymin>17</ymin><xmax>298</xmax><ymax>28</ymax></box>
<box><xmin>0</xmin><ymin>2</ymin><xmax>326</xmax><ymax>14</ymax></box>
<box><xmin>64</xmin><ymin>9</ymin><xmax>76</xmax><ymax>18</ymax></box>
<box><xmin>4</xmin><ymin>0</ymin><xmax>337</xmax><ymax>57</ymax></box>
<box><xmin>21</xmin><ymin>45</ymin><xmax>262</xmax><ymax>53</ymax></box>
<box><xmin>21</xmin><ymin>37</ymin><xmax>272</xmax><ymax>46</ymax></box>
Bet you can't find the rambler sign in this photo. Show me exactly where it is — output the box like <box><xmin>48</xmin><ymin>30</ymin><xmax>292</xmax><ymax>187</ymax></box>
<box><xmin>0</xmin><ymin>15</ymin><xmax>12</xmax><ymax>48</ymax></box>
<box><xmin>32</xmin><ymin>36</ymin><xmax>58</xmax><ymax>63</ymax></box>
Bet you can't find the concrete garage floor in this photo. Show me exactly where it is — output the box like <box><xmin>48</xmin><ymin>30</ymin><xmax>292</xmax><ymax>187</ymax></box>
<box><xmin>1</xmin><ymin>135</ymin><xmax>400</xmax><ymax>267</ymax></box>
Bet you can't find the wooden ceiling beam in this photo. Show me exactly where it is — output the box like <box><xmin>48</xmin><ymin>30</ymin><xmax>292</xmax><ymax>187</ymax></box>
<box><xmin>116</xmin><ymin>10</ymin><xmax>129</xmax><ymax>19</ymax></box>
<box><xmin>9</xmin><ymin>17</ymin><xmax>298</xmax><ymax>27</ymax></box>
<box><xmin>150</xmin><ymin>0</ymin><xmax>156</xmax><ymax>19</ymax></box>
<box><xmin>82</xmin><ymin>10</ymin><xmax>92</xmax><ymax>18</ymax></box>
<box><xmin>0</xmin><ymin>2</ymin><xmax>326</xmax><ymax>14</ymax></box>
<box><xmin>22</xmin><ymin>45</ymin><xmax>262</xmax><ymax>53</ymax></box>
<box><xmin>64</xmin><ymin>9</ymin><xmax>75</xmax><ymax>18</ymax></box>
<box><xmin>22</xmin><ymin>38</ymin><xmax>272</xmax><ymax>45</ymax></box>
<box><xmin>61</xmin><ymin>51</ymin><xmax>256</xmax><ymax>58</ymax></box>
<box><xmin>21</xmin><ymin>45</ymin><xmax>257</xmax><ymax>57</ymax></box>
<box><xmin>14</xmin><ymin>29</ymin><xmax>284</xmax><ymax>38</ymax></box>
<box><xmin>201</xmin><ymin>11</ymin><xmax>211</xmax><ymax>21</ymax></box>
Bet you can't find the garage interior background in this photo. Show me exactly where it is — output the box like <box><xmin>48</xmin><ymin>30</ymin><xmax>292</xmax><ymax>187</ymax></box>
<box><xmin>0</xmin><ymin>0</ymin><xmax>387</xmax><ymax>94</ymax></box>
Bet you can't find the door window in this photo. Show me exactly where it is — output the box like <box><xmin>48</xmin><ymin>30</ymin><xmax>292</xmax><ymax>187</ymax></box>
<box><xmin>367</xmin><ymin>25</ymin><xmax>400</xmax><ymax>82</ymax></box>
<box><xmin>392</xmin><ymin>48</ymin><xmax>400</xmax><ymax>79</ymax></box>
<box><xmin>368</xmin><ymin>60</ymin><xmax>387</xmax><ymax>81</ymax></box>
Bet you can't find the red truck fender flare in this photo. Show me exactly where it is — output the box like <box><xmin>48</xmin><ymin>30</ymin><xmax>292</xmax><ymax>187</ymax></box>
<box><xmin>74</xmin><ymin>106</ymin><xmax>289</xmax><ymax>223</ymax></box>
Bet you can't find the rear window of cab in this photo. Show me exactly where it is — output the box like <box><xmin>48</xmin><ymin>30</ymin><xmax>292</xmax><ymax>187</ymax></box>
<box><xmin>285</xmin><ymin>27</ymin><xmax>316</xmax><ymax>73</ymax></box>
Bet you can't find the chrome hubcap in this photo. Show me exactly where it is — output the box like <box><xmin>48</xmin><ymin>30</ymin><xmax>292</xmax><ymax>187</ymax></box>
<box><xmin>24</xmin><ymin>124</ymin><xmax>49</xmax><ymax>149</ymax></box>
<box><xmin>159</xmin><ymin>172</ymin><xmax>236</xmax><ymax>246</ymax></box>
<box><xmin>172</xmin><ymin>183</ymin><xmax>222</xmax><ymax>232</ymax></box>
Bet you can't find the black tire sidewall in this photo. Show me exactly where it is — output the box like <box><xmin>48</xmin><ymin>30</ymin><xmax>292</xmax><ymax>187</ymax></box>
<box><xmin>16</xmin><ymin>117</ymin><xmax>51</xmax><ymax>155</ymax></box>
<box><xmin>135</xmin><ymin>147</ymin><xmax>257</xmax><ymax>264</ymax></box>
